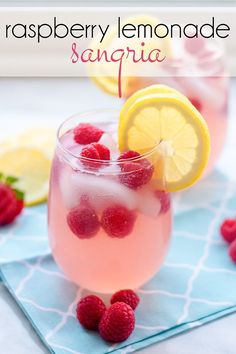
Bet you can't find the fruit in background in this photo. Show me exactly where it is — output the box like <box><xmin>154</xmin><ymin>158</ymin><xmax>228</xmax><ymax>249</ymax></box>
<box><xmin>118</xmin><ymin>85</ymin><xmax>211</xmax><ymax>192</ymax></box>
<box><xmin>0</xmin><ymin>146</ymin><xmax>51</xmax><ymax>206</ymax></box>
<box><xmin>0</xmin><ymin>174</ymin><xmax>24</xmax><ymax>226</ymax></box>
<box><xmin>89</xmin><ymin>15</ymin><xmax>172</xmax><ymax>97</ymax></box>
<box><xmin>184</xmin><ymin>36</ymin><xmax>206</xmax><ymax>55</ymax></box>
<box><xmin>220</xmin><ymin>218</ymin><xmax>236</xmax><ymax>244</ymax></box>
<box><xmin>188</xmin><ymin>97</ymin><xmax>202</xmax><ymax>113</ymax></box>
<box><xmin>219</xmin><ymin>217</ymin><xmax>236</xmax><ymax>264</ymax></box>
<box><xmin>0</xmin><ymin>127</ymin><xmax>56</xmax><ymax>159</ymax></box>
<box><xmin>229</xmin><ymin>239</ymin><xmax>236</xmax><ymax>263</ymax></box>
<box><xmin>0</xmin><ymin>127</ymin><xmax>56</xmax><ymax>206</ymax></box>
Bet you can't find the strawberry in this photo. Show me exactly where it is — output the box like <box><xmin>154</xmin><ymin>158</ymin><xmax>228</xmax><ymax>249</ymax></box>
<box><xmin>0</xmin><ymin>174</ymin><xmax>24</xmax><ymax>226</ymax></box>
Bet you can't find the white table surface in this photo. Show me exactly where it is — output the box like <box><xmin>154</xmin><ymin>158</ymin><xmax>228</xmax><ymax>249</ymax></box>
<box><xmin>0</xmin><ymin>77</ymin><xmax>235</xmax><ymax>354</ymax></box>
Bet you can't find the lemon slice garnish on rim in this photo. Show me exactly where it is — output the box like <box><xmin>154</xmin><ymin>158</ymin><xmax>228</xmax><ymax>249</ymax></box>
<box><xmin>118</xmin><ymin>86</ymin><xmax>211</xmax><ymax>192</ymax></box>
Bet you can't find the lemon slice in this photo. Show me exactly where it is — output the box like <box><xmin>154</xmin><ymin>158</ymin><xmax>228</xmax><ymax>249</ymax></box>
<box><xmin>122</xmin><ymin>84</ymin><xmax>200</xmax><ymax>117</ymax></box>
<box><xmin>0</xmin><ymin>147</ymin><xmax>51</xmax><ymax>206</ymax></box>
<box><xmin>0</xmin><ymin>127</ymin><xmax>56</xmax><ymax>158</ymax></box>
<box><xmin>90</xmin><ymin>15</ymin><xmax>172</xmax><ymax>97</ymax></box>
<box><xmin>118</xmin><ymin>90</ymin><xmax>210</xmax><ymax>192</ymax></box>
<box><xmin>122</xmin><ymin>84</ymin><xmax>184</xmax><ymax>113</ymax></box>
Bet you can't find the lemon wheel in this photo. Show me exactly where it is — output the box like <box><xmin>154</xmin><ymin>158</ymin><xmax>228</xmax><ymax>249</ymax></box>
<box><xmin>118</xmin><ymin>89</ymin><xmax>211</xmax><ymax>192</ymax></box>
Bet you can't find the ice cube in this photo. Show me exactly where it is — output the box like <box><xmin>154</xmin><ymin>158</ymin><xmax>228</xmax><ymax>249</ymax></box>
<box><xmin>59</xmin><ymin>168</ymin><xmax>138</xmax><ymax>212</ymax></box>
<box><xmin>137</xmin><ymin>187</ymin><xmax>161</xmax><ymax>218</ymax></box>
<box><xmin>59</xmin><ymin>167</ymin><xmax>80</xmax><ymax>209</ymax></box>
<box><xmin>99</xmin><ymin>163</ymin><xmax>120</xmax><ymax>175</ymax></box>
<box><xmin>99</xmin><ymin>133</ymin><xmax>118</xmax><ymax>158</ymax></box>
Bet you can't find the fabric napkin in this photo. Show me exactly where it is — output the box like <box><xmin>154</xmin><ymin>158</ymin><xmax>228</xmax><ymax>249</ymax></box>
<box><xmin>1</xmin><ymin>178</ymin><xmax>236</xmax><ymax>354</ymax></box>
<box><xmin>0</xmin><ymin>204</ymin><xmax>49</xmax><ymax>264</ymax></box>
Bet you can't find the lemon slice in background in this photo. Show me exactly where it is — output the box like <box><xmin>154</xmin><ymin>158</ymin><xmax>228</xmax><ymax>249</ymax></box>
<box><xmin>0</xmin><ymin>128</ymin><xmax>56</xmax><ymax>206</ymax></box>
<box><xmin>0</xmin><ymin>127</ymin><xmax>56</xmax><ymax>157</ymax></box>
<box><xmin>0</xmin><ymin>147</ymin><xmax>51</xmax><ymax>206</ymax></box>
<box><xmin>118</xmin><ymin>88</ymin><xmax>210</xmax><ymax>192</ymax></box>
<box><xmin>90</xmin><ymin>15</ymin><xmax>172</xmax><ymax>97</ymax></box>
<box><xmin>14</xmin><ymin>127</ymin><xmax>56</xmax><ymax>159</ymax></box>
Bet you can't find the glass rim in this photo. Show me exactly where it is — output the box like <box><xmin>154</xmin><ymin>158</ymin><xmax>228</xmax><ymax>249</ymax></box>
<box><xmin>56</xmin><ymin>108</ymin><xmax>160</xmax><ymax>166</ymax></box>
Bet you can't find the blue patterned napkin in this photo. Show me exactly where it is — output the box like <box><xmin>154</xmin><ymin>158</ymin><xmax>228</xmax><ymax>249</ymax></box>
<box><xmin>1</xmin><ymin>179</ymin><xmax>236</xmax><ymax>354</ymax></box>
<box><xmin>0</xmin><ymin>204</ymin><xmax>49</xmax><ymax>264</ymax></box>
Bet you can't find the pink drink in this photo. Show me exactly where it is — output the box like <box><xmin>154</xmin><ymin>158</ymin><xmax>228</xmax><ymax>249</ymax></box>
<box><xmin>125</xmin><ymin>38</ymin><xmax>229</xmax><ymax>175</ymax></box>
<box><xmin>48</xmin><ymin>111</ymin><xmax>172</xmax><ymax>293</ymax></box>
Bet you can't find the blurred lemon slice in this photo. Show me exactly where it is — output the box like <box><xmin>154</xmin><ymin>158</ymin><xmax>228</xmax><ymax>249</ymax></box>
<box><xmin>118</xmin><ymin>86</ymin><xmax>210</xmax><ymax>192</ymax></box>
<box><xmin>0</xmin><ymin>127</ymin><xmax>56</xmax><ymax>157</ymax></box>
<box><xmin>90</xmin><ymin>15</ymin><xmax>172</xmax><ymax>97</ymax></box>
<box><xmin>0</xmin><ymin>127</ymin><xmax>56</xmax><ymax>205</ymax></box>
<box><xmin>0</xmin><ymin>147</ymin><xmax>51</xmax><ymax>206</ymax></box>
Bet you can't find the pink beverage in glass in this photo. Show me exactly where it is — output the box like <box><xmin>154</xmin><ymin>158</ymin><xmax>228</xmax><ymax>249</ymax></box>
<box><xmin>124</xmin><ymin>37</ymin><xmax>228</xmax><ymax>175</ymax></box>
<box><xmin>48</xmin><ymin>110</ymin><xmax>172</xmax><ymax>293</ymax></box>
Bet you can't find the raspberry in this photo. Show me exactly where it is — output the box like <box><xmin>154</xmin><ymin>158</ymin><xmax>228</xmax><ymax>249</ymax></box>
<box><xmin>185</xmin><ymin>37</ymin><xmax>206</xmax><ymax>55</ymax></box>
<box><xmin>111</xmin><ymin>290</ymin><xmax>140</xmax><ymax>310</ymax></box>
<box><xmin>0</xmin><ymin>183</ymin><xmax>24</xmax><ymax>226</ymax></box>
<box><xmin>74</xmin><ymin>123</ymin><xmax>104</xmax><ymax>145</ymax></box>
<box><xmin>119</xmin><ymin>161</ymin><xmax>154</xmax><ymax>189</ymax></box>
<box><xmin>81</xmin><ymin>143</ymin><xmax>110</xmax><ymax>168</ymax></box>
<box><xmin>189</xmin><ymin>97</ymin><xmax>202</xmax><ymax>113</ymax></box>
<box><xmin>228</xmin><ymin>239</ymin><xmax>236</xmax><ymax>263</ymax></box>
<box><xmin>118</xmin><ymin>150</ymin><xmax>140</xmax><ymax>161</ymax></box>
<box><xmin>101</xmin><ymin>205</ymin><xmax>136</xmax><ymax>238</ymax></box>
<box><xmin>81</xmin><ymin>144</ymin><xmax>100</xmax><ymax>160</ymax></box>
<box><xmin>118</xmin><ymin>151</ymin><xmax>154</xmax><ymax>190</ymax></box>
<box><xmin>67</xmin><ymin>205</ymin><xmax>100</xmax><ymax>239</ymax></box>
<box><xmin>92</xmin><ymin>143</ymin><xmax>110</xmax><ymax>161</ymax></box>
<box><xmin>76</xmin><ymin>295</ymin><xmax>106</xmax><ymax>330</ymax></box>
<box><xmin>99</xmin><ymin>302</ymin><xmax>135</xmax><ymax>342</ymax></box>
<box><xmin>155</xmin><ymin>190</ymin><xmax>171</xmax><ymax>214</ymax></box>
<box><xmin>220</xmin><ymin>219</ymin><xmax>236</xmax><ymax>243</ymax></box>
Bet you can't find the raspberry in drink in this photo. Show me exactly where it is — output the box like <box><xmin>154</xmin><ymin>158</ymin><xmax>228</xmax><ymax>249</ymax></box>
<box><xmin>48</xmin><ymin>111</ymin><xmax>172</xmax><ymax>293</ymax></box>
<box><xmin>48</xmin><ymin>85</ymin><xmax>210</xmax><ymax>293</ymax></box>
